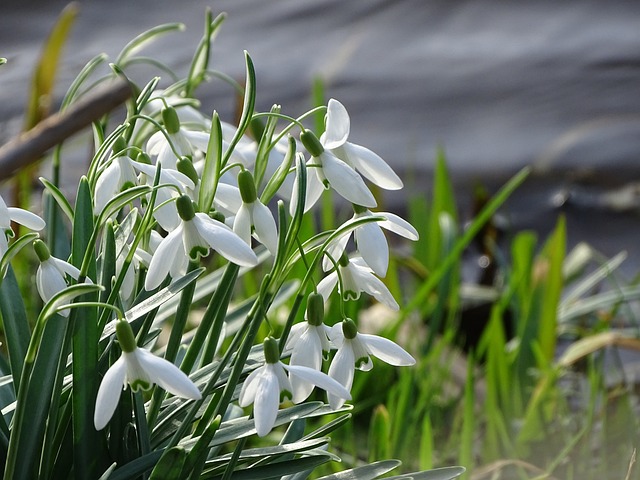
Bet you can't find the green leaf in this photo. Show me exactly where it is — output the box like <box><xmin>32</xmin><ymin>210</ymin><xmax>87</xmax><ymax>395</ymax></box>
<box><xmin>315</xmin><ymin>460</ymin><xmax>401</xmax><ymax>480</ymax></box>
<box><xmin>70</xmin><ymin>176</ymin><xmax>101</xmax><ymax>480</ymax></box>
<box><xmin>116</xmin><ymin>23</ymin><xmax>185</xmax><ymax>67</ymax></box>
<box><xmin>261</xmin><ymin>134</ymin><xmax>296</xmax><ymax>205</ymax></box>
<box><xmin>186</xmin><ymin>11</ymin><xmax>226</xmax><ymax>96</ymax></box>
<box><xmin>0</xmin><ymin>233</ymin><xmax>39</xmax><ymax>280</ymax></box>
<box><xmin>40</xmin><ymin>177</ymin><xmax>74</xmax><ymax>222</ymax></box>
<box><xmin>384</xmin><ymin>466</ymin><xmax>466</xmax><ymax>480</ymax></box>
<box><xmin>199</xmin><ymin>111</ymin><xmax>223</xmax><ymax>213</ymax></box>
<box><xmin>149</xmin><ymin>446</ymin><xmax>187</xmax><ymax>480</ymax></box>
<box><xmin>221</xmin><ymin>52</ymin><xmax>256</xmax><ymax>168</ymax></box>
<box><xmin>0</xmin><ymin>265</ymin><xmax>30</xmax><ymax>392</ymax></box>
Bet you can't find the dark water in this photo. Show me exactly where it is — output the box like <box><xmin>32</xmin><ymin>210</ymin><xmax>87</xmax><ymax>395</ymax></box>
<box><xmin>2</xmin><ymin>0</ymin><xmax>640</xmax><ymax>273</ymax></box>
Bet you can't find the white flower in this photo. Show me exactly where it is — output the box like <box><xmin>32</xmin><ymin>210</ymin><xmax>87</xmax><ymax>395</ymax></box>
<box><xmin>144</xmin><ymin>195</ymin><xmax>258</xmax><ymax>290</ymax></box>
<box><xmin>324</xmin><ymin>207</ymin><xmax>419</xmax><ymax>277</ymax></box>
<box><xmin>317</xmin><ymin>254</ymin><xmax>399</xmax><ymax>311</ymax></box>
<box><xmin>283</xmin><ymin>293</ymin><xmax>332</xmax><ymax>402</ymax></box>
<box><xmin>133</xmin><ymin>158</ymin><xmax>196</xmax><ymax>231</ymax></box>
<box><xmin>0</xmin><ymin>195</ymin><xmax>45</xmax><ymax>257</ymax></box>
<box><xmin>239</xmin><ymin>337</ymin><xmax>351</xmax><ymax>437</ymax></box>
<box><xmin>94</xmin><ymin>140</ymin><xmax>138</xmax><ymax>213</ymax></box>
<box><xmin>322</xmin><ymin>99</ymin><xmax>403</xmax><ymax>191</ymax></box>
<box><xmin>34</xmin><ymin>240</ymin><xmax>90</xmax><ymax>317</ymax></box>
<box><xmin>233</xmin><ymin>170</ymin><xmax>278</xmax><ymax>255</ymax></box>
<box><xmin>327</xmin><ymin>319</ymin><xmax>415</xmax><ymax>409</ymax></box>
<box><xmin>94</xmin><ymin>320</ymin><xmax>201</xmax><ymax>430</ymax></box>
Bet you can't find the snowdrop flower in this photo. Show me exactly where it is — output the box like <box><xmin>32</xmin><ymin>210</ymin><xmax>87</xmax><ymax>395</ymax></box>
<box><xmin>324</xmin><ymin>205</ymin><xmax>419</xmax><ymax>277</ymax></box>
<box><xmin>239</xmin><ymin>337</ymin><xmax>351</xmax><ymax>437</ymax></box>
<box><xmin>146</xmin><ymin>106</ymin><xmax>210</xmax><ymax>170</ymax></box>
<box><xmin>94</xmin><ymin>319</ymin><xmax>201</xmax><ymax>430</ymax></box>
<box><xmin>0</xmin><ymin>194</ymin><xmax>45</xmax><ymax>257</ymax></box>
<box><xmin>94</xmin><ymin>137</ymin><xmax>138</xmax><ymax>213</ymax></box>
<box><xmin>145</xmin><ymin>195</ymin><xmax>258</xmax><ymax>290</ymax></box>
<box><xmin>134</xmin><ymin>155</ymin><xmax>197</xmax><ymax>231</ymax></box>
<box><xmin>327</xmin><ymin>319</ymin><xmax>415</xmax><ymax>409</ymax></box>
<box><xmin>284</xmin><ymin>293</ymin><xmax>333</xmax><ymax>402</ymax></box>
<box><xmin>34</xmin><ymin>240</ymin><xmax>90</xmax><ymax>317</ymax></box>
<box><xmin>317</xmin><ymin>254</ymin><xmax>399</xmax><ymax>310</ymax></box>
<box><xmin>233</xmin><ymin>170</ymin><xmax>278</xmax><ymax>255</ymax></box>
<box><xmin>292</xmin><ymin>129</ymin><xmax>376</xmax><ymax>214</ymax></box>
<box><xmin>322</xmin><ymin>99</ymin><xmax>403</xmax><ymax>191</ymax></box>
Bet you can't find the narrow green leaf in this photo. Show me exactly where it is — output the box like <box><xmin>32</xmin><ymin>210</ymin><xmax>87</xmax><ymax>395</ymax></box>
<box><xmin>384</xmin><ymin>466</ymin><xmax>466</xmax><ymax>480</ymax></box>
<box><xmin>199</xmin><ymin>111</ymin><xmax>223</xmax><ymax>213</ymax></box>
<box><xmin>368</xmin><ymin>405</ymin><xmax>391</xmax><ymax>462</ymax></box>
<box><xmin>40</xmin><ymin>177</ymin><xmax>74</xmax><ymax>222</ymax></box>
<box><xmin>261</xmin><ymin>134</ymin><xmax>296</xmax><ymax>204</ymax></box>
<box><xmin>149</xmin><ymin>446</ymin><xmax>187</xmax><ymax>480</ymax></box>
<box><xmin>186</xmin><ymin>11</ymin><xmax>226</xmax><ymax>96</ymax></box>
<box><xmin>316</xmin><ymin>460</ymin><xmax>401</xmax><ymax>480</ymax></box>
<box><xmin>0</xmin><ymin>265</ymin><xmax>30</xmax><ymax>392</ymax></box>
<box><xmin>116</xmin><ymin>23</ymin><xmax>185</xmax><ymax>66</ymax></box>
<box><xmin>0</xmin><ymin>233</ymin><xmax>39</xmax><ymax>280</ymax></box>
<box><xmin>71</xmin><ymin>176</ymin><xmax>101</xmax><ymax>480</ymax></box>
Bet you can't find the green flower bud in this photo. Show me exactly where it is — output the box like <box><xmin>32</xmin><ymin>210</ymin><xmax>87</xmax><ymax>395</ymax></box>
<box><xmin>116</xmin><ymin>320</ymin><xmax>138</xmax><ymax>353</ymax></box>
<box><xmin>162</xmin><ymin>107</ymin><xmax>181</xmax><ymax>134</ymax></box>
<box><xmin>263</xmin><ymin>336</ymin><xmax>280</xmax><ymax>364</ymax></box>
<box><xmin>177</xmin><ymin>156</ymin><xmax>199</xmax><ymax>185</ymax></box>
<box><xmin>341</xmin><ymin>318</ymin><xmax>358</xmax><ymax>340</ymax></box>
<box><xmin>237</xmin><ymin>169</ymin><xmax>257</xmax><ymax>204</ymax></box>
<box><xmin>136</xmin><ymin>151</ymin><xmax>152</xmax><ymax>165</ymax></box>
<box><xmin>176</xmin><ymin>194</ymin><xmax>196</xmax><ymax>221</ymax></box>
<box><xmin>33</xmin><ymin>239</ymin><xmax>51</xmax><ymax>262</ymax></box>
<box><xmin>300</xmin><ymin>130</ymin><xmax>324</xmax><ymax>157</ymax></box>
<box><xmin>306</xmin><ymin>293</ymin><xmax>324</xmax><ymax>326</ymax></box>
<box><xmin>112</xmin><ymin>136</ymin><xmax>127</xmax><ymax>157</ymax></box>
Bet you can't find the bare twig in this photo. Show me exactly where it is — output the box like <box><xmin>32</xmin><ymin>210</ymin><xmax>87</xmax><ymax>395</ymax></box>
<box><xmin>0</xmin><ymin>78</ymin><xmax>132</xmax><ymax>182</ymax></box>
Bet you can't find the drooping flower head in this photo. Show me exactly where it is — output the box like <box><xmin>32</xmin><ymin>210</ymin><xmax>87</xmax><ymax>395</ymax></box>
<box><xmin>94</xmin><ymin>319</ymin><xmax>201</xmax><ymax>430</ymax></box>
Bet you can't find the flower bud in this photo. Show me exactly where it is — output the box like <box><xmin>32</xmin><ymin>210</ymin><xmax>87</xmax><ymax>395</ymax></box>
<box><xmin>115</xmin><ymin>320</ymin><xmax>138</xmax><ymax>353</ymax></box>
<box><xmin>263</xmin><ymin>336</ymin><xmax>280</xmax><ymax>364</ymax></box>
<box><xmin>177</xmin><ymin>156</ymin><xmax>199</xmax><ymax>185</ymax></box>
<box><xmin>112</xmin><ymin>136</ymin><xmax>127</xmax><ymax>157</ymax></box>
<box><xmin>162</xmin><ymin>107</ymin><xmax>181</xmax><ymax>134</ymax></box>
<box><xmin>137</xmin><ymin>151</ymin><xmax>152</xmax><ymax>165</ymax></box>
<box><xmin>237</xmin><ymin>169</ymin><xmax>257</xmax><ymax>204</ymax></box>
<box><xmin>176</xmin><ymin>194</ymin><xmax>196</xmax><ymax>222</ymax></box>
<box><xmin>341</xmin><ymin>318</ymin><xmax>358</xmax><ymax>340</ymax></box>
<box><xmin>33</xmin><ymin>239</ymin><xmax>50</xmax><ymax>262</ymax></box>
<box><xmin>306</xmin><ymin>293</ymin><xmax>324</xmax><ymax>326</ymax></box>
<box><xmin>300</xmin><ymin>130</ymin><xmax>324</xmax><ymax>157</ymax></box>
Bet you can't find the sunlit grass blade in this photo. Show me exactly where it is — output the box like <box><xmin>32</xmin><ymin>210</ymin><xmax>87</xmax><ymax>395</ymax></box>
<box><xmin>315</xmin><ymin>460</ymin><xmax>401</xmax><ymax>480</ymax></box>
<box><xmin>116</xmin><ymin>23</ymin><xmax>185</xmax><ymax>67</ymax></box>
<box><xmin>186</xmin><ymin>11</ymin><xmax>226</xmax><ymax>96</ymax></box>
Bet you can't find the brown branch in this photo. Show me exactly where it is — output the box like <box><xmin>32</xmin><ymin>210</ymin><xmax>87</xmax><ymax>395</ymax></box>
<box><xmin>0</xmin><ymin>77</ymin><xmax>133</xmax><ymax>182</ymax></box>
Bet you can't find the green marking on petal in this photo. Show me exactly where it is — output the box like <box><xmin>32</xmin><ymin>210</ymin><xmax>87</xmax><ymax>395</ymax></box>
<box><xmin>189</xmin><ymin>245</ymin><xmax>208</xmax><ymax>260</ymax></box>
<box><xmin>130</xmin><ymin>378</ymin><xmax>152</xmax><ymax>392</ymax></box>
<box><xmin>280</xmin><ymin>389</ymin><xmax>292</xmax><ymax>403</ymax></box>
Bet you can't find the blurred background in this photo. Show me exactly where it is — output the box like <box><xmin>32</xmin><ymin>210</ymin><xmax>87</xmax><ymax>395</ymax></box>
<box><xmin>2</xmin><ymin>0</ymin><xmax>640</xmax><ymax>271</ymax></box>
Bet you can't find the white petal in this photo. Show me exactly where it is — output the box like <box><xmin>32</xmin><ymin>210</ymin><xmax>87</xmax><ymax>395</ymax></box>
<box><xmin>316</xmin><ymin>272</ymin><xmax>339</xmax><ymax>303</ymax></box>
<box><xmin>283</xmin><ymin>322</ymin><xmax>305</xmax><ymax>354</ymax></box>
<box><xmin>50</xmin><ymin>256</ymin><xmax>84</xmax><ymax>281</ymax></box>
<box><xmin>289</xmin><ymin>326</ymin><xmax>323</xmax><ymax>403</ymax></box>
<box><xmin>251</xmin><ymin>202</ymin><xmax>278</xmax><ymax>255</ymax></box>
<box><xmin>349</xmin><ymin>262</ymin><xmax>399</xmax><ymax>310</ymax></box>
<box><xmin>321</xmin><ymin>153</ymin><xmax>376</xmax><ymax>208</ymax></box>
<box><xmin>232</xmin><ymin>204</ymin><xmax>252</xmax><ymax>246</ymax></box>
<box><xmin>355</xmin><ymin>222</ymin><xmax>389</xmax><ymax>277</ymax></box>
<box><xmin>379</xmin><ymin>212</ymin><xmax>419</xmax><ymax>240</ymax></box>
<box><xmin>7</xmin><ymin>208</ymin><xmax>45</xmax><ymax>231</ymax></box>
<box><xmin>0</xmin><ymin>196</ymin><xmax>10</xmax><ymax>229</ymax></box>
<box><xmin>239</xmin><ymin>366</ymin><xmax>266</xmax><ymax>407</ymax></box>
<box><xmin>322</xmin><ymin>231</ymin><xmax>350</xmax><ymax>272</ymax></box>
<box><xmin>253</xmin><ymin>365</ymin><xmax>280</xmax><ymax>437</ymax></box>
<box><xmin>36</xmin><ymin>261</ymin><xmax>68</xmax><ymax>304</ymax></box>
<box><xmin>289</xmin><ymin>163</ymin><xmax>324</xmax><ymax>216</ymax></box>
<box><xmin>285</xmin><ymin>363</ymin><xmax>351</xmax><ymax>403</ymax></box>
<box><xmin>94</xmin><ymin>162</ymin><xmax>122</xmax><ymax>213</ymax></box>
<box><xmin>146</xmin><ymin>131</ymin><xmax>166</xmax><ymax>156</ymax></box>
<box><xmin>323</xmin><ymin>99</ymin><xmax>350</xmax><ymax>150</ymax></box>
<box><xmin>359</xmin><ymin>333</ymin><xmax>416</xmax><ymax>366</ymax></box>
<box><xmin>145</xmin><ymin>227</ymin><xmax>183</xmax><ymax>290</ymax></box>
<box><xmin>341</xmin><ymin>142</ymin><xmax>403</xmax><ymax>190</ymax></box>
<box><xmin>327</xmin><ymin>344</ymin><xmax>355</xmax><ymax>410</ymax></box>
<box><xmin>274</xmin><ymin>363</ymin><xmax>292</xmax><ymax>401</ymax></box>
<box><xmin>94</xmin><ymin>356</ymin><xmax>127</xmax><ymax>430</ymax></box>
<box><xmin>135</xmin><ymin>349</ymin><xmax>201</xmax><ymax>399</ymax></box>
<box><xmin>193</xmin><ymin>213</ymin><xmax>258</xmax><ymax>267</ymax></box>
<box><xmin>214</xmin><ymin>183</ymin><xmax>243</xmax><ymax>215</ymax></box>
